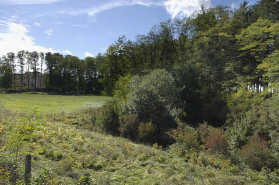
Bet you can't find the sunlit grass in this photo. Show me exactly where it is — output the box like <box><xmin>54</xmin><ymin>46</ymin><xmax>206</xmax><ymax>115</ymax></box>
<box><xmin>0</xmin><ymin>93</ymin><xmax>111</xmax><ymax>114</ymax></box>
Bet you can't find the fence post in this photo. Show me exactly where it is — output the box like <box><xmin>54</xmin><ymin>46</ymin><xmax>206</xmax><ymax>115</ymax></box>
<box><xmin>25</xmin><ymin>155</ymin><xmax>31</xmax><ymax>185</ymax></box>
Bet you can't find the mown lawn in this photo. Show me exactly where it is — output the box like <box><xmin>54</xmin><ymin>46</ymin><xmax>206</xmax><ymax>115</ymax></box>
<box><xmin>0</xmin><ymin>93</ymin><xmax>111</xmax><ymax>114</ymax></box>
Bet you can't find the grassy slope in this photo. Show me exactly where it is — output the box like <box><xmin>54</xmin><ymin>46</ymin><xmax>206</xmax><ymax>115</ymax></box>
<box><xmin>0</xmin><ymin>93</ymin><xmax>110</xmax><ymax>113</ymax></box>
<box><xmin>0</xmin><ymin>94</ymin><xmax>274</xmax><ymax>184</ymax></box>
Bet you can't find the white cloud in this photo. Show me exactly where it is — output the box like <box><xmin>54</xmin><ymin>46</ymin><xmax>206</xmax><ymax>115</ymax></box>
<box><xmin>164</xmin><ymin>0</ymin><xmax>212</xmax><ymax>18</ymax></box>
<box><xmin>0</xmin><ymin>19</ymin><xmax>57</xmax><ymax>58</ymax></box>
<box><xmin>231</xmin><ymin>2</ymin><xmax>236</xmax><ymax>9</ymax></box>
<box><xmin>35</xmin><ymin>22</ymin><xmax>41</xmax><ymax>27</ymax></box>
<box><xmin>0</xmin><ymin>0</ymin><xmax>62</xmax><ymax>5</ymax></box>
<box><xmin>84</xmin><ymin>52</ymin><xmax>94</xmax><ymax>58</ymax></box>
<box><xmin>59</xmin><ymin>0</ymin><xmax>211</xmax><ymax>19</ymax></box>
<box><xmin>45</xmin><ymin>29</ymin><xmax>53</xmax><ymax>36</ymax></box>
<box><xmin>87</xmin><ymin>2</ymin><xmax>132</xmax><ymax>17</ymax></box>
<box><xmin>63</xmin><ymin>50</ymin><xmax>72</xmax><ymax>55</ymax></box>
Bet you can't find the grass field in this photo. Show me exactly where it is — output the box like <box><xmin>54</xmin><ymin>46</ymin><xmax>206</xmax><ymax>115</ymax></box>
<box><xmin>0</xmin><ymin>93</ymin><xmax>111</xmax><ymax>114</ymax></box>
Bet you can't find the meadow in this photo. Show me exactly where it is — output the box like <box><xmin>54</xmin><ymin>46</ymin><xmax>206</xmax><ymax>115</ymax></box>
<box><xmin>0</xmin><ymin>93</ymin><xmax>111</xmax><ymax>113</ymax></box>
<box><xmin>0</xmin><ymin>94</ymin><xmax>277</xmax><ymax>184</ymax></box>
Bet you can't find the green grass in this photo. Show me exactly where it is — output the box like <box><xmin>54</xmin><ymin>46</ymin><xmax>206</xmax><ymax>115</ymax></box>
<box><xmin>0</xmin><ymin>93</ymin><xmax>111</xmax><ymax>114</ymax></box>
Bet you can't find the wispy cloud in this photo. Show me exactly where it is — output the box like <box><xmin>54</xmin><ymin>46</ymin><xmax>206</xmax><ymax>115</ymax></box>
<box><xmin>59</xmin><ymin>0</ymin><xmax>163</xmax><ymax>17</ymax></box>
<box><xmin>35</xmin><ymin>22</ymin><xmax>41</xmax><ymax>26</ymax></box>
<box><xmin>63</xmin><ymin>50</ymin><xmax>72</xmax><ymax>55</ymax></box>
<box><xmin>164</xmin><ymin>0</ymin><xmax>212</xmax><ymax>18</ymax></box>
<box><xmin>0</xmin><ymin>0</ymin><xmax>63</xmax><ymax>5</ymax></box>
<box><xmin>0</xmin><ymin>18</ymin><xmax>57</xmax><ymax>57</ymax></box>
<box><xmin>72</xmin><ymin>24</ymin><xmax>86</xmax><ymax>28</ymax></box>
<box><xmin>84</xmin><ymin>52</ymin><xmax>93</xmax><ymax>58</ymax></box>
<box><xmin>59</xmin><ymin>0</ymin><xmax>211</xmax><ymax>19</ymax></box>
<box><xmin>45</xmin><ymin>29</ymin><xmax>53</xmax><ymax>36</ymax></box>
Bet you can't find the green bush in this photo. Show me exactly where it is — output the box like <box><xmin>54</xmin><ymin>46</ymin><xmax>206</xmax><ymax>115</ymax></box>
<box><xmin>126</xmin><ymin>69</ymin><xmax>181</xmax><ymax>145</ymax></box>
<box><xmin>33</xmin><ymin>167</ymin><xmax>60</xmax><ymax>185</ymax></box>
<box><xmin>138</xmin><ymin>122</ymin><xmax>155</xmax><ymax>143</ymax></box>
<box><xmin>96</xmin><ymin>100</ymin><xmax>120</xmax><ymax>136</ymax></box>
<box><xmin>119</xmin><ymin>114</ymin><xmax>139</xmax><ymax>141</ymax></box>
<box><xmin>168</xmin><ymin>120</ymin><xmax>199</xmax><ymax>153</ymax></box>
<box><xmin>78</xmin><ymin>174</ymin><xmax>97</xmax><ymax>185</ymax></box>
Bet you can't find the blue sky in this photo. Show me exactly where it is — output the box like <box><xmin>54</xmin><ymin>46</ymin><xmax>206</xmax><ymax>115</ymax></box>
<box><xmin>0</xmin><ymin>0</ymin><xmax>257</xmax><ymax>59</ymax></box>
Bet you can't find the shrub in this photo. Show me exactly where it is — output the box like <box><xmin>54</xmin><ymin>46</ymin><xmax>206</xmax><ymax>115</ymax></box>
<box><xmin>205</xmin><ymin>128</ymin><xmax>228</xmax><ymax>154</ymax></box>
<box><xmin>226</xmin><ymin>116</ymin><xmax>253</xmax><ymax>150</ymax></box>
<box><xmin>197</xmin><ymin>121</ymin><xmax>210</xmax><ymax>145</ymax></box>
<box><xmin>138</xmin><ymin>122</ymin><xmax>155</xmax><ymax>143</ymax></box>
<box><xmin>126</xmin><ymin>69</ymin><xmax>181</xmax><ymax>145</ymax></box>
<box><xmin>240</xmin><ymin>135</ymin><xmax>272</xmax><ymax>171</ymax></box>
<box><xmin>33</xmin><ymin>167</ymin><xmax>60</xmax><ymax>185</ymax></box>
<box><xmin>96</xmin><ymin>100</ymin><xmax>120</xmax><ymax>136</ymax></box>
<box><xmin>119</xmin><ymin>114</ymin><xmax>138</xmax><ymax>141</ymax></box>
<box><xmin>78</xmin><ymin>174</ymin><xmax>97</xmax><ymax>185</ymax></box>
<box><xmin>167</xmin><ymin>120</ymin><xmax>199</xmax><ymax>153</ymax></box>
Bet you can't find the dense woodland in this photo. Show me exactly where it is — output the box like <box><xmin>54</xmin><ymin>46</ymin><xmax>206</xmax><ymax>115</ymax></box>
<box><xmin>1</xmin><ymin>0</ymin><xmax>279</xmax><ymax>174</ymax></box>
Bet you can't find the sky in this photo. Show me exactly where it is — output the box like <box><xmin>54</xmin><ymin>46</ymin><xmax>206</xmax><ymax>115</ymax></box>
<box><xmin>0</xmin><ymin>0</ymin><xmax>258</xmax><ymax>59</ymax></box>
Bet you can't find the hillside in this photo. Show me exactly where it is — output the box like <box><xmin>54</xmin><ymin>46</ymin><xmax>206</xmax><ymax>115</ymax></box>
<box><xmin>0</xmin><ymin>94</ymin><xmax>277</xmax><ymax>184</ymax></box>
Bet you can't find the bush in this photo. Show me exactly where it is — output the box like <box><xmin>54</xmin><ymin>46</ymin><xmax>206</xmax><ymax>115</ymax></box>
<box><xmin>96</xmin><ymin>100</ymin><xmax>120</xmax><ymax>136</ymax></box>
<box><xmin>119</xmin><ymin>114</ymin><xmax>138</xmax><ymax>141</ymax></box>
<box><xmin>138</xmin><ymin>122</ymin><xmax>155</xmax><ymax>143</ymax></box>
<box><xmin>167</xmin><ymin>120</ymin><xmax>199</xmax><ymax>153</ymax></box>
<box><xmin>197</xmin><ymin>122</ymin><xmax>210</xmax><ymax>145</ymax></box>
<box><xmin>205</xmin><ymin>128</ymin><xmax>228</xmax><ymax>154</ymax></box>
<box><xmin>240</xmin><ymin>135</ymin><xmax>272</xmax><ymax>171</ymax></box>
<box><xmin>226</xmin><ymin>116</ymin><xmax>253</xmax><ymax>150</ymax></box>
<box><xmin>126</xmin><ymin>69</ymin><xmax>181</xmax><ymax>145</ymax></box>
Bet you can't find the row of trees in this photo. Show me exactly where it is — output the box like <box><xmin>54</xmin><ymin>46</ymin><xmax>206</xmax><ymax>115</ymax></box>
<box><xmin>0</xmin><ymin>51</ymin><xmax>104</xmax><ymax>94</ymax></box>
<box><xmin>0</xmin><ymin>51</ymin><xmax>44</xmax><ymax>92</ymax></box>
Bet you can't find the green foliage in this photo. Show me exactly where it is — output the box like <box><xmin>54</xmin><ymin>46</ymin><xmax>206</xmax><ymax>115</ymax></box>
<box><xmin>0</xmin><ymin>60</ymin><xmax>12</xmax><ymax>90</ymax></box>
<box><xmin>119</xmin><ymin>113</ymin><xmax>138</xmax><ymax>141</ymax></box>
<box><xmin>78</xmin><ymin>174</ymin><xmax>97</xmax><ymax>185</ymax></box>
<box><xmin>205</xmin><ymin>128</ymin><xmax>229</xmax><ymax>154</ymax></box>
<box><xmin>168</xmin><ymin>120</ymin><xmax>199</xmax><ymax>153</ymax></box>
<box><xmin>126</xmin><ymin>69</ymin><xmax>181</xmax><ymax>144</ymax></box>
<box><xmin>258</xmin><ymin>50</ymin><xmax>279</xmax><ymax>87</ymax></box>
<box><xmin>197</xmin><ymin>122</ymin><xmax>210</xmax><ymax>145</ymax></box>
<box><xmin>1</xmin><ymin>109</ymin><xmax>45</xmax><ymax>184</ymax></box>
<box><xmin>138</xmin><ymin>122</ymin><xmax>155</xmax><ymax>143</ymax></box>
<box><xmin>227</xmin><ymin>116</ymin><xmax>253</xmax><ymax>150</ymax></box>
<box><xmin>172</xmin><ymin>63</ymin><xmax>202</xmax><ymax>125</ymax></box>
<box><xmin>33</xmin><ymin>167</ymin><xmax>60</xmax><ymax>185</ymax></box>
<box><xmin>113</xmin><ymin>74</ymin><xmax>133</xmax><ymax>103</ymax></box>
<box><xmin>96</xmin><ymin>100</ymin><xmax>120</xmax><ymax>135</ymax></box>
<box><xmin>227</xmin><ymin>88</ymin><xmax>263</xmax><ymax>122</ymax></box>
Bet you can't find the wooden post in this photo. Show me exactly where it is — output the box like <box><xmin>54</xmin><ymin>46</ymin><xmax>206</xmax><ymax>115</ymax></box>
<box><xmin>24</xmin><ymin>155</ymin><xmax>31</xmax><ymax>185</ymax></box>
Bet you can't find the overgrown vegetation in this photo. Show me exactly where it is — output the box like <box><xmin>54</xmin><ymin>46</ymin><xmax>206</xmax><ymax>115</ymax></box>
<box><xmin>1</xmin><ymin>103</ymin><xmax>278</xmax><ymax>184</ymax></box>
<box><xmin>1</xmin><ymin>0</ymin><xmax>279</xmax><ymax>183</ymax></box>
